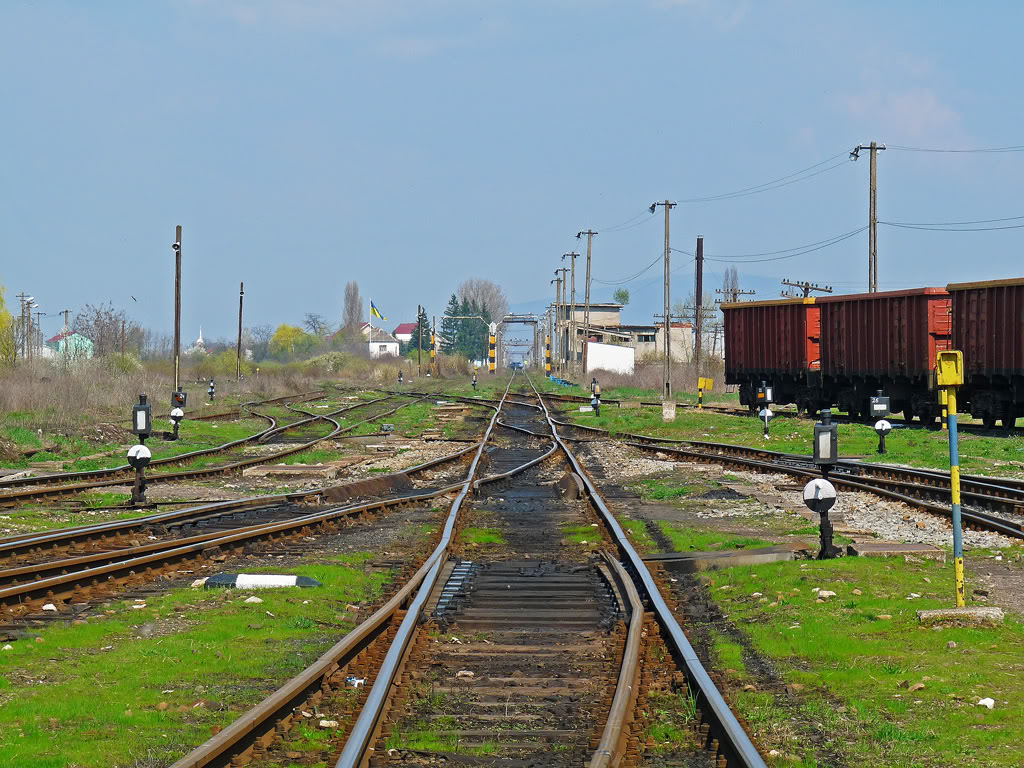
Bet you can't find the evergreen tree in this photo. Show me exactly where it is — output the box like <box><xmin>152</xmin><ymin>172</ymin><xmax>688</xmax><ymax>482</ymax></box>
<box><xmin>440</xmin><ymin>294</ymin><xmax>459</xmax><ymax>354</ymax></box>
<box><xmin>414</xmin><ymin>306</ymin><xmax>430</xmax><ymax>351</ymax></box>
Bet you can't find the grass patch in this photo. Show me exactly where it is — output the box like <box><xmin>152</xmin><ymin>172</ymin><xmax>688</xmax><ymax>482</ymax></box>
<box><xmin>703</xmin><ymin>554</ymin><xmax>1024</xmax><ymax>765</ymax></box>
<box><xmin>0</xmin><ymin>557</ymin><xmax>391</xmax><ymax>767</ymax></box>
<box><xmin>658</xmin><ymin>521</ymin><xmax>773</xmax><ymax>552</ymax></box>
<box><xmin>634</xmin><ymin>476</ymin><xmax>695</xmax><ymax>500</ymax></box>
<box><xmin>644</xmin><ymin>688</ymin><xmax>699</xmax><ymax>752</ymax></box>
<box><xmin>461</xmin><ymin>527</ymin><xmax>505</xmax><ymax>545</ymax></box>
<box><xmin>561</xmin><ymin>523</ymin><xmax>601</xmax><ymax>545</ymax></box>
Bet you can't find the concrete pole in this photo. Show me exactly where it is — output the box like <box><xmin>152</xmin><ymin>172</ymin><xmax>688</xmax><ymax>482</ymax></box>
<box><xmin>663</xmin><ymin>202</ymin><xmax>671</xmax><ymax>399</ymax></box>
<box><xmin>695</xmin><ymin>235</ymin><xmax>704</xmax><ymax>389</ymax></box>
<box><xmin>870</xmin><ymin>141</ymin><xmax>878</xmax><ymax>292</ymax></box>
<box><xmin>569</xmin><ymin>253</ymin><xmax>577</xmax><ymax>371</ymax></box>
<box><xmin>236</xmin><ymin>281</ymin><xmax>244</xmax><ymax>381</ymax></box>
<box><xmin>174</xmin><ymin>225</ymin><xmax>182</xmax><ymax>392</ymax></box>
<box><xmin>580</xmin><ymin>232</ymin><xmax>596</xmax><ymax>374</ymax></box>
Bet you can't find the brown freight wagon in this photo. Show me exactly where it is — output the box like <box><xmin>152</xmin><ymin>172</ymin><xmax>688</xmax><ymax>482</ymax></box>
<box><xmin>816</xmin><ymin>288</ymin><xmax>951</xmax><ymax>421</ymax></box>
<box><xmin>722</xmin><ymin>298</ymin><xmax>819</xmax><ymax>411</ymax></box>
<box><xmin>947</xmin><ymin>277</ymin><xmax>1024</xmax><ymax>428</ymax></box>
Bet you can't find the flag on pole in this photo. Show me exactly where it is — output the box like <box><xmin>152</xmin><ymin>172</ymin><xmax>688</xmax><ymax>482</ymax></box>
<box><xmin>370</xmin><ymin>300</ymin><xmax>386</xmax><ymax>321</ymax></box>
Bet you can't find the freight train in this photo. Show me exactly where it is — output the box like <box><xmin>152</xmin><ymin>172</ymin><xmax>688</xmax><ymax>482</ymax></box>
<box><xmin>722</xmin><ymin>277</ymin><xmax>1024</xmax><ymax>428</ymax></box>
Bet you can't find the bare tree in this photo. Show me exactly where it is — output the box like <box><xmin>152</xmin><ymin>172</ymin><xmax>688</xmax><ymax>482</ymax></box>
<box><xmin>247</xmin><ymin>324</ymin><xmax>273</xmax><ymax>362</ymax></box>
<box><xmin>722</xmin><ymin>266</ymin><xmax>740</xmax><ymax>301</ymax></box>
<box><xmin>304</xmin><ymin>312</ymin><xmax>331</xmax><ymax>337</ymax></box>
<box><xmin>457</xmin><ymin>279</ymin><xmax>509</xmax><ymax>323</ymax></box>
<box><xmin>72</xmin><ymin>302</ymin><xmax>143</xmax><ymax>357</ymax></box>
<box><xmin>342</xmin><ymin>281</ymin><xmax>363</xmax><ymax>330</ymax></box>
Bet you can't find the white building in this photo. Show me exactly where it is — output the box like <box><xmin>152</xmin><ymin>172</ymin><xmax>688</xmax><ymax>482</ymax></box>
<box><xmin>360</xmin><ymin>324</ymin><xmax>400</xmax><ymax>358</ymax></box>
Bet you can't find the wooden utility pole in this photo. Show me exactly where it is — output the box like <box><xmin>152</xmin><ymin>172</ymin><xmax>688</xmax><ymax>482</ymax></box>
<box><xmin>417</xmin><ymin>304</ymin><xmax>422</xmax><ymax>377</ymax></box>
<box><xmin>173</xmin><ymin>225</ymin><xmax>182</xmax><ymax>391</ymax></box>
<box><xmin>780</xmin><ymin>279</ymin><xmax>832</xmax><ymax>298</ymax></box>
<box><xmin>121</xmin><ymin>318</ymin><xmax>126</xmax><ymax>356</ymax></box>
<box><xmin>431</xmin><ymin>315</ymin><xmax>437</xmax><ymax>375</ymax></box>
<box><xmin>577</xmin><ymin>231</ymin><xmax>596</xmax><ymax>373</ymax></box>
<box><xmin>236</xmin><ymin>282</ymin><xmax>244</xmax><ymax>381</ymax></box>
<box><xmin>852</xmin><ymin>143</ymin><xmax>885</xmax><ymax>291</ymax></box>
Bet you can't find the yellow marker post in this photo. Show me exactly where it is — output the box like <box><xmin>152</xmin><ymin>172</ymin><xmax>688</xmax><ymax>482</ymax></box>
<box><xmin>697</xmin><ymin>377</ymin><xmax>713</xmax><ymax>409</ymax></box>
<box><xmin>938</xmin><ymin>388</ymin><xmax>948</xmax><ymax>431</ymax></box>
<box><xmin>936</xmin><ymin>350</ymin><xmax>965</xmax><ymax>607</ymax></box>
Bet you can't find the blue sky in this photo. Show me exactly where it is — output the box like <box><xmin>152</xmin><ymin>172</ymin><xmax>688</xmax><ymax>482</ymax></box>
<box><xmin>3</xmin><ymin>1</ymin><xmax>1023</xmax><ymax>340</ymax></box>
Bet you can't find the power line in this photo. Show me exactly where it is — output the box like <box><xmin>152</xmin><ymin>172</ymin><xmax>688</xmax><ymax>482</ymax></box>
<box><xmin>888</xmin><ymin>144</ymin><xmax>1024</xmax><ymax>154</ymax></box>
<box><xmin>678</xmin><ymin>150</ymin><xmax>852</xmax><ymax>203</ymax></box>
<box><xmin>883</xmin><ymin>214</ymin><xmax>1024</xmax><ymax>226</ymax></box>
<box><xmin>704</xmin><ymin>226</ymin><xmax>868</xmax><ymax>263</ymax></box>
<box><xmin>591</xmin><ymin>253</ymin><xmax>662</xmax><ymax>285</ymax></box>
<box><xmin>698</xmin><ymin>227</ymin><xmax>868</xmax><ymax>259</ymax></box>
<box><xmin>881</xmin><ymin>221</ymin><xmax>1024</xmax><ymax>232</ymax></box>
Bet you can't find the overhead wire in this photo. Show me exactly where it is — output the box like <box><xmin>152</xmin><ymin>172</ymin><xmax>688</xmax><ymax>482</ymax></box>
<box><xmin>678</xmin><ymin>150</ymin><xmax>852</xmax><ymax>203</ymax></box>
<box><xmin>704</xmin><ymin>226</ymin><xmax>868</xmax><ymax>263</ymax></box>
<box><xmin>591</xmin><ymin>253</ymin><xmax>663</xmax><ymax>286</ymax></box>
<box><xmin>887</xmin><ymin>144</ymin><xmax>1024</xmax><ymax>154</ymax></box>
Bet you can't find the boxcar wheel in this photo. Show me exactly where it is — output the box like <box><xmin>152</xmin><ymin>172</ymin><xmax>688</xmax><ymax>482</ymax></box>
<box><xmin>983</xmin><ymin>413</ymin><xmax>997</xmax><ymax>430</ymax></box>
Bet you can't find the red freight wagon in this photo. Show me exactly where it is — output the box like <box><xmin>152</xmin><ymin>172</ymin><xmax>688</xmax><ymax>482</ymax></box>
<box><xmin>947</xmin><ymin>277</ymin><xmax>1024</xmax><ymax>428</ymax></box>
<box><xmin>722</xmin><ymin>298</ymin><xmax>819</xmax><ymax>411</ymax></box>
<box><xmin>816</xmin><ymin>288</ymin><xmax>950</xmax><ymax>420</ymax></box>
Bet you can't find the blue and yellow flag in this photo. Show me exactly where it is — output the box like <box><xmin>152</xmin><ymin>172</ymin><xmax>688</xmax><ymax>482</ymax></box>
<box><xmin>370</xmin><ymin>300</ymin><xmax>386</xmax><ymax>321</ymax></box>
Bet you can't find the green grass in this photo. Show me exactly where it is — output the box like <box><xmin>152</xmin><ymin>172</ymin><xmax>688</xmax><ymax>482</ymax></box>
<box><xmin>634</xmin><ymin>476</ymin><xmax>696</xmax><ymax>500</ymax></box>
<box><xmin>702</xmin><ymin>554</ymin><xmax>1024</xmax><ymax>765</ymax></box>
<box><xmin>0</xmin><ymin>556</ymin><xmax>391</xmax><ymax>768</ymax></box>
<box><xmin>561</xmin><ymin>523</ymin><xmax>601</xmax><ymax>545</ymax></box>
<box><xmin>563</xmin><ymin>404</ymin><xmax>1024</xmax><ymax>477</ymax></box>
<box><xmin>658</xmin><ymin>521</ymin><xmax>773</xmax><ymax>552</ymax></box>
<box><xmin>461</xmin><ymin>526</ymin><xmax>505</xmax><ymax>545</ymax></box>
<box><xmin>645</xmin><ymin>688</ymin><xmax>699</xmax><ymax>752</ymax></box>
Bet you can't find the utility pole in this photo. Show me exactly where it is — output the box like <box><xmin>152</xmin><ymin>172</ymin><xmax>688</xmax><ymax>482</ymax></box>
<box><xmin>236</xmin><ymin>281</ymin><xmax>244</xmax><ymax>381</ymax></box>
<box><xmin>173</xmin><ymin>225</ymin><xmax>182</xmax><ymax>392</ymax></box>
<box><xmin>694</xmin><ymin>235</ymin><xmax>704</xmax><ymax>388</ymax></box>
<box><xmin>121</xmin><ymin>317</ymin><xmax>126</xmax><ymax>357</ymax></box>
<box><xmin>417</xmin><ymin>304</ymin><xmax>422</xmax><ymax>377</ymax></box>
<box><xmin>550</xmin><ymin>278</ymin><xmax>561</xmax><ymax>371</ymax></box>
<box><xmin>431</xmin><ymin>315</ymin><xmax>437</xmax><ymax>375</ymax></box>
<box><xmin>780</xmin><ymin>279</ymin><xmax>833</xmax><ymax>298</ymax></box>
<box><xmin>650</xmin><ymin>201</ymin><xmax>676</xmax><ymax>398</ymax></box>
<box><xmin>555</xmin><ymin>268</ymin><xmax>568</xmax><ymax>369</ymax></box>
<box><xmin>852</xmin><ymin>142</ymin><xmax>885</xmax><ymax>292</ymax></box>
<box><xmin>58</xmin><ymin>309</ymin><xmax>70</xmax><ymax>364</ymax></box>
<box><xmin>562</xmin><ymin>252</ymin><xmax>578</xmax><ymax>370</ymax></box>
<box><xmin>577</xmin><ymin>231</ymin><xmax>597</xmax><ymax>373</ymax></box>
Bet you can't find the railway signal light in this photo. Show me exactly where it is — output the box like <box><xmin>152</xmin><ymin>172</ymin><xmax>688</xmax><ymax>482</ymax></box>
<box><xmin>169</xmin><ymin>407</ymin><xmax>184</xmax><ymax>441</ymax></box>
<box><xmin>803</xmin><ymin>478</ymin><xmax>841</xmax><ymax>559</ymax></box>
<box><xmin>813</xmin><ymin>409</ymin><xmax>838</xmax><ymax>467</ymax></box>
<box><xmin>874</xmin><ymin>419</ymin><xmax>891</xmax><ymax>454</ymax></box>
<box><xmin>172</xmin><ymin>390</ymin><xmax>187</xmax><ymax>409</ymax></box>
<box><xmin>759</xmin><ymin>407</ymin><xmax>773</xmax><ymax>438</ymax></box>
<box><xmin>208</xmin><ymin>378</ymin><xmax>216</xmax><ymax>402</ymax></box>
<box><xmin>132</xmin><ymin>393</ymin><xmax>152</xmax><ymax>439</ymax></box>
<box><xmin>756</xmin><ymin>381</ymin><xmax>773</xmax><ymax>405</ymax></box>
<box><xmin>592</xmin><ymin>395</ymin><xmax>601</xmax><ymax>417</ymax></box>
<box><xmin>870</xmin><ymin>389</ymin><xmax>890</xmax><ymax>419</ymax></box>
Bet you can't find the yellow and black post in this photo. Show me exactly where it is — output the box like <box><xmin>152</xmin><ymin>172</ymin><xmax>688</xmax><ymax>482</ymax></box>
<box><xmin>937</xmin><ymin>350</ymin><xmax>965</xmax><ymax>607</ymax></box>
<box><xmin>545</xmin><ymin>335</ymin><xmax>551</xmax><ymax>375</ymax></box>
<box><xmin>939</xmin><ymin>388</ymin><xmax>948</xmax><ymax>431</ymax></box>
<box><xmin>429</xmin><ymin>318</ymin><xmax>436</xmax><ymax>376</ymax></box>
<box><xmin>488</xmin><ymin>322</ymin><xmax>496</xmax><ymax>374</ymax></box>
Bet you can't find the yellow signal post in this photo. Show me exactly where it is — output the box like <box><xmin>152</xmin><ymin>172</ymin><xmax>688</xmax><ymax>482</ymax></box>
<box><xmin>938</xmin><ymin>388</ymin><xmax>948</xmax><ymax>431</ymax></box>
<box><xmin>936</xmin><ymin>350</ymin><xmax>965</xmax><ymax>607</ymax></box>
<box><xmin>697</xmin><ymin>377</ymin><xmax>713</xmax><ymax>409</ymax></box>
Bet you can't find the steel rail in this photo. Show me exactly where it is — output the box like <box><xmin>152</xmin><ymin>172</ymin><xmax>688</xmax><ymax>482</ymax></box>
<box><xmin>0</xmin><ymin>441</ymin><xmax>485</xmax><ymax>585</ymax></box>
<box><xmin>0</xmin><ymin>395</ymin><xmax>391</xmax><ymax>492</ymax></box>
<box><xmin>0</xmin><ymin>396</ymin><xmax>420</xmax><ymax>508</ymax></box>
<box><xmin>334</xmin><ymin>372</ymin><xmax>519</xmax><ymax>768</ymax></box>
<box><xmin>628</xmin><ymin>442</ymin><xmax>1024</xmax><ymax>540</ymax></box>
<box><xmin>0</xmin><ymin>429</ymin><xmax>478</xmax><ymax>563</ymax></box>
<box><xmin>526</xmin><ymin>371</ymin><xmax>767</xmax><ymax>768</ymax></box>
<box><xmin>590</xmin><ymin>551</ymin><xmax>643</xmax><ymax>768</ymax></box>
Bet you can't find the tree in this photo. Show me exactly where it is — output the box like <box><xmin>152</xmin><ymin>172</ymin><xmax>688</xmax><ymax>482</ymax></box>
<box><xmin>612</xmin><ymin>288</ymin><xmax>630</xmax><ymax>306</ymax></box>
<box><xmin>304</xmin><ymin>313</ymin><xmax>331</xmax><ymax>337</ymax></box>
<box><xmin>411</xmin><ymin>306</ymin><xmax>430</xmax><ymax>355</ymax></box>
<box><xmin>247</xmin><ymin>324</ymin><xmax>273</xmax><ymax>362</ymax></box>
<box><xmin>722</xmin><ymin>266</ymin><xmax>740</xmax><ymax>301</ymax></box>
<box><xmin>342</xmin><ymin>281</ymin><xmax>363</xmax><ymax>330</ymax></box>
<box><xmin>457</xmin><ymin>279</ymin><xmax>508</xmax><ymax>325</ymax></box>
<box><xmin>0</xmin><ymin>285</ymin><xmax>14</xmax><ymax>367</ymax></box>
<box><xmin>268</xmin><ymin>324</ymin><xmax>314</xmax><ymax>361</ymax></box>
<box><xmin>440</xmin><ymin>294</ymin><xmax>460</xmax><ymax>354</ymax></box>
<box><xmin>72</xmin><ymin>302</ymin><xmax>143</xmax><ymax>357</ymax></box>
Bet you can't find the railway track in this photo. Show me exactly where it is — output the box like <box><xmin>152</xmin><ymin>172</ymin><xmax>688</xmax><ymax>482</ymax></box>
<box><xmin>167</xmin><ymin>371</ymin><xmax>766</xmax><ymax>768</ymax></box>
<box><xmin>0</xmin><ymin>394</ymin><xmax>416</xmax><ymax>507</ymax></box>
<box><xmin>542</xmin><ymin>410</ymin><xmax>1024</xmax><ymax>540</ymax></box>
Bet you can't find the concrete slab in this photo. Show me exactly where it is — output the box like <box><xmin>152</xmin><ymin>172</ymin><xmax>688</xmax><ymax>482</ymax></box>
<box><xmin>847</xmin><ymin>541</ymin><xmax>945</xmax><ymax>561</ymax></box>
<box><xmin>0</xmin><ymin>469</ymin><xmax>34</xmax><ymax>481</ymax></box>
<box><xmin>917</xmin><ymin>606</ymin><xmax>1004</xmax><ymax>626</ymax></box>
<box><xmin>241</xmin><ymin>456</ymin><xmax>368</xmax><ymax>479</ymax></box>
<box><xmin>645</xmin><ymin>545</ymin><xmax>799</xmax><ymax>573</ymax></box>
